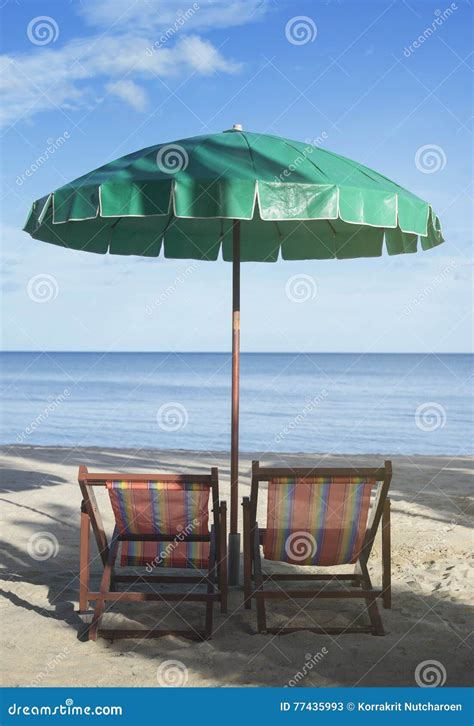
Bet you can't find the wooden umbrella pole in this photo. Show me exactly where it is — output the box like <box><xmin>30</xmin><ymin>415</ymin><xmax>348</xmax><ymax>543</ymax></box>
<box><xmin>228</xmin><ymin>219</ymin><xmax>241</xmax><ymax>585</ymax></box>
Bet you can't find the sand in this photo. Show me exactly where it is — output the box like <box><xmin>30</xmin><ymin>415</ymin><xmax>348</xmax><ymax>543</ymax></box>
<box><xmin>0</xmin><ymin>445</ymin><xmax>472</xmax><ymax>688</ymax></box>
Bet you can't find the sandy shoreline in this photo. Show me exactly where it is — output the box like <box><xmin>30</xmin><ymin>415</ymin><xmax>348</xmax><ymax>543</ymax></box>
<box><xmin>0</xmin><ymin>445</ymin><xmax>472</xmax><ymax>687</ymax></box>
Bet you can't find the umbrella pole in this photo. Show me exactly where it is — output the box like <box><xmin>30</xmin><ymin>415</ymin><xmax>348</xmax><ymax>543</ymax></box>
<box><xmin>228</xmin><ymin>219</ymin><xmax>241</xmax><ymax>586</ymax></box>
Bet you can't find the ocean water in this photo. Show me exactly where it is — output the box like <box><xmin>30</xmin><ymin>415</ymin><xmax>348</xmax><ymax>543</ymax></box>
<box><xmin>0</xmin><ymin>352</ymin><xmax>472</xmax><ymax>455</ymax></box>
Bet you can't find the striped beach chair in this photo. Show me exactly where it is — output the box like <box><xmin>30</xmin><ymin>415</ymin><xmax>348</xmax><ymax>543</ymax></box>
<box><xmin>242</xmin><ymin>461</ymin><xmax>392</xmax><ymax>635</ymax></box>
<box><xmin>78</xmin><ymin>465</ymin><xmax>227</xmax><ymax>641</ymax></box>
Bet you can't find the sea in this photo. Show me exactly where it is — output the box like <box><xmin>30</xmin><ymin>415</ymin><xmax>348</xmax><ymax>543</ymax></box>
<box><xmin>1</xmin><ymin>352</ymin><xmax>472</xmax><ymax>455</ymax></box>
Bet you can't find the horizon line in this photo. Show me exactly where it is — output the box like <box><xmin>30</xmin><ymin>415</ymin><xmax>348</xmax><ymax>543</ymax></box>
<box><xmin>1</xmin><ymin>350</ymin><xmax>472</xmax><ymax>355</ymax></box>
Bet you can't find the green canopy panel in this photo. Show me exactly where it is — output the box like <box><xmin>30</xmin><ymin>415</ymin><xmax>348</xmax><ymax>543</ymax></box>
<box><xmin>23</xmin><ymin>130</ymin><xmax>444</xmax><ymax>260</ymax></box>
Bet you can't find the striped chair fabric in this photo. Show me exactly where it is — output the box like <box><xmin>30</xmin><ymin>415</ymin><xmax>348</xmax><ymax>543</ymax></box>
<box><xmin>264</xmin><ymin>477</ymin><xmax>376</xmax><ymax>566</ymax></box>
<box><xmin>106</xmin><ymin>480</ymin><xmax>210</xmax><ymax>568</ymax></box>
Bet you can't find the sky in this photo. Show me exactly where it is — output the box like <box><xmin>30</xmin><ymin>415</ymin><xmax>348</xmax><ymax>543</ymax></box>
<box><xmin>0</xmin><ymin>0</ymin><xmax>472</xmax><ymax>353</ymax></box>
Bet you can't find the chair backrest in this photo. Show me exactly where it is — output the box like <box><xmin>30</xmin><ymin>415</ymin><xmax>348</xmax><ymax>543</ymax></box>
<box><xmin>107</xmin><ymin>480</ymin><xmax>210</xmax><ymax>536</ymax></box>
<box><xmin>251</xmin><ymin>462</ymin><xmax>391</xmax><ymax>567</ymax></box>
<box><xmin>78</xmin><ymin>467</ymin><xmax>219</xmax><ymax>569</ymax></box>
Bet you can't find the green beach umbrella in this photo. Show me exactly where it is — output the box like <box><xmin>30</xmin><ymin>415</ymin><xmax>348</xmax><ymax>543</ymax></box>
<box><xmin>23</xmin><ymin>125</ymin><xmax>444</xmax><ymax>582</ymax></box>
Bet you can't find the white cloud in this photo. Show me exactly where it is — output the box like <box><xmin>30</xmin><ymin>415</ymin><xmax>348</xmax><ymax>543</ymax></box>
<box><xmin>0</xmin><ymin>0</ymin><xmax>267</xmax><ymax>129</ymax></box>
<box><xmin>105</xmin><ymin>79</ymin><xmax>148</xmax><ymax>111</ymax></box>
<box><xmin>78</xmin><ymin>0</ymin><xmax>268</xmax><ymax>32</ymax></box>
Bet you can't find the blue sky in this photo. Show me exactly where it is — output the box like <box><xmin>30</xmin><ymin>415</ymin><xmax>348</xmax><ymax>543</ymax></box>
<box><xmin>1</xmin><ymin>0</ymin><xmax>472</xmax><ymax>353</ymax></box>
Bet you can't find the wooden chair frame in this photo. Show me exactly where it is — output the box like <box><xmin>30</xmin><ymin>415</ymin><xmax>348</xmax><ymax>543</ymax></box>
<box><xmin>242</xmin><ymin>460</ymin><xmax>392</xmax><ymax>636</ymax></box>
<box><xmin>78</xmin><ymin>465</ymin><xmax>228</xmax><ymax>641</ymax></box>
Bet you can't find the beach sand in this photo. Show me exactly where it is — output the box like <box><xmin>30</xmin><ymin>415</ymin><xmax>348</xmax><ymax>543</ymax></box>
<box><xmin>0</xmin><ymin>445</ymin><xmax>472</xmax><ymax>688</ymax></box>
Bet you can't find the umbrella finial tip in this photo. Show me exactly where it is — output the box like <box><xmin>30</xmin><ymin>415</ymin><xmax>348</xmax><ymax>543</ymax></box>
<box><xmin>232</xmin><ymin>123</ymin><xmax>243</xmax><ymax>131</ymax></box>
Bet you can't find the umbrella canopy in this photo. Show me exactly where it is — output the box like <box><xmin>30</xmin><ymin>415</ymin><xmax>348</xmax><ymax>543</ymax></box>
<box><xmin>24</xmin><ymin>127</ymin><xmax>443</xmax><ymax>259</ymax></box>
<box><xmin>23</xmin><ymin>126</ymin><xmax>444</xmax><ymax>583</ymax></box>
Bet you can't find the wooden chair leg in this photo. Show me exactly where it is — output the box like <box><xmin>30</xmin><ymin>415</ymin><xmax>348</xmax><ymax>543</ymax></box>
<box><xmin>204</xmin><ymin>537</ymin><xmax>216</xmax><ymax>640</ymax></box>
<box><xmin>253</xmin><ymin>526</ymin><xmax>267</xmax><ymax>633</ymax></box>
<box><xmin>243</xmin><ymin>497</ymin><xmax>252</xmax><ymax>609</ymax></box>
<box><xmin>78</xmin><ymin>480</ymin><xmax>109</xmax><ymax>566</ymax></box>
<box><xmin>79</xmin><ymin>501</ymin><xmax>90</xmax><ymax>614</ymax></box>
<box><xmin>382</xmin><ymin>497</ymin><xmax>391</xmax><ymax>609</ymax></box>
<box><xmin>218</xmin><ymin>501</ymin><xmax>228</xmax><ymax>614</ymax></box>
<box><xmin>359</xmin><ymin>559</ymin><xmax>385</xmax><ymax>636</ymax></box>
<box><xmin>89</xmin><ymin>529</ymin><xmax>119</xmax><ymax>642</ymax></box>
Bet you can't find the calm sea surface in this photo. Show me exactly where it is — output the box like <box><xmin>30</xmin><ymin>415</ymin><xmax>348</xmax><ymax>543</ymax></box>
<box><xmin>1</xmin><ymin>352</ymin><xmax>472</xmax><ymax>455</ymax></box>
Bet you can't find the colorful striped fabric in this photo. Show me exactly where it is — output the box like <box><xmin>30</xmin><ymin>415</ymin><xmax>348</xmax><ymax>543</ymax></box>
<box><xmin>106</xmin><ymin>480</ymin><xmax>210</xmax><ymax>569</ymax></box>
<box><xmin>264</xmin><ymin>477</ymin><xmax>376</xmax><ymax>566</ymax></box>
